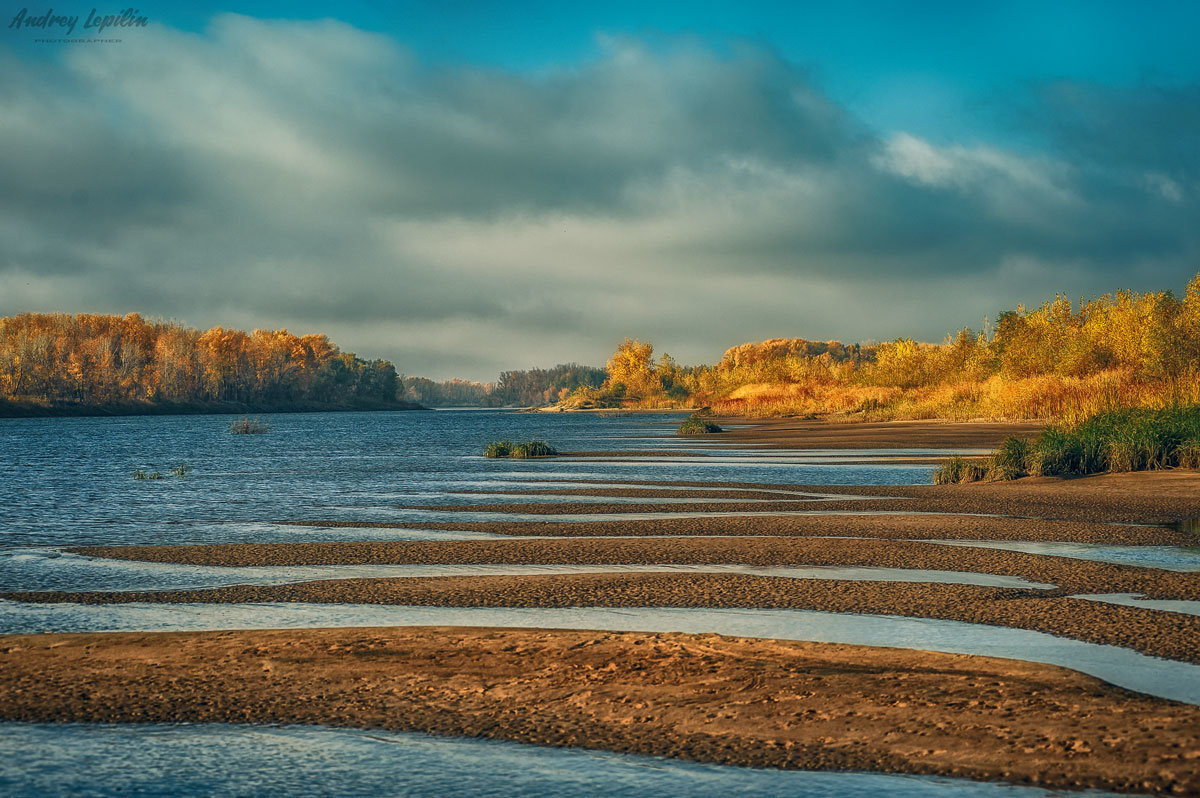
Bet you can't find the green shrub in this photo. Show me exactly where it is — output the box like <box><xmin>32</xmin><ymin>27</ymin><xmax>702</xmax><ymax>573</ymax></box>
<box><xmin>677</xmin><ymin>418</ymin><xmax>723</xmax><ymax>435</ymax></box>
<box><xmin>1027</xmin><ymin>427</ymin><xmax>1082</xmax><ymax>476</ymax></box>
<box><xmin>484</xmin><ymin>440</ymin><xmax>513</xmax><ymax>458</ymax></box>
<box><xmin>949</xmin><ymin>406</ymin><xmax>1200</xmax><ymax>484</ymax></box>
<box><xmin>510</xmin><ymin>441</ymin><xmax>559</xmax><ymax>458</ymax></box>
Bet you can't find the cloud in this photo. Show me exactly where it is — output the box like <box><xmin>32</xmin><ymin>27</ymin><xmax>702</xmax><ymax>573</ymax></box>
<box><xmin>0</xmin><ymin>16</ymin><xmax>1197</xmax><ymax>378</ymax></box>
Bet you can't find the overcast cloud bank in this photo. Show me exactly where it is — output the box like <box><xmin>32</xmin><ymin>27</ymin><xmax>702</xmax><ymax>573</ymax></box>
<box><xmin>1</xmin><ymin>15</ymin><xmax>1197</xmax><ymax>378</ymax></box>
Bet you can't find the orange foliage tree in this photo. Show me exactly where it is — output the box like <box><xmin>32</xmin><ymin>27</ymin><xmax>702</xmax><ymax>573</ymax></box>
<box><xmin>0</xmin><ymin>313</ymin><xmax>400</xmax><ymax>409</ymax></box>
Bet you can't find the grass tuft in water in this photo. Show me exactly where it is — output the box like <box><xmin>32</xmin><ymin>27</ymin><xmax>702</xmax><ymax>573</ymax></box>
<box><xmin>483</xmin><ymin>441</ymin><xmax>513</xmax><ymax>458</ymax></box>
<box><xmin>509</xmin><ymin>441</ymin><xmax>559</xmax><ymax>458</ymax></box>
<box><xmin>677</xmin><ymin>418</ymin><xmax>723</xmax><ymax>435</ymax></box>
<box><xmin>484</xmin><ymin>440</ymin><xmax>558</xmax><ymax>458</ymax></box>
<box><xmin>133</xmin><ymin>469</ymin><xmax>164</xmax><ymax>480</ymax></box>
<box><xmin>229</xmin><ymin>417</ymin><xmax>269</xmax><ymax>434</ymax></box>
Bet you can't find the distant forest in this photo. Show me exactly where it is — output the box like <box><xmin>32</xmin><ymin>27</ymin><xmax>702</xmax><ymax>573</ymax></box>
<box><xmin>0</xmin><ymin>312</ymin><xmax>607</xmax><ymax>416</ymax></box>
<box><xmin>0</xmin><ymin>313</ymin><xmax>412</xmax><ymax>415</ymax></box>
<box><xmin>402</xmin><ymin>364</ymin><xmax>606</xmax><ymax>407</ymax></box>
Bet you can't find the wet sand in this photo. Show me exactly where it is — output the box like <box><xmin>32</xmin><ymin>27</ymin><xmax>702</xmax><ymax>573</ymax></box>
<box><xmin>2</xmin><ymin>626</ymin><xmax>1197</xmax><ymax>795</ymax></box>
<box><xmin>285</xmin><ymin>513</ymin><xmax>1192</xmax><ymax>544</ymax></box>
<box><xmin>69</xmin><ymin>536</ymin><xmax>1200</xmax><ymax>599</ymax></box>
<box><xmin>9</xmin><ymin>573</ymin><xmax>1200</xmax><ymax>664</ymax></box>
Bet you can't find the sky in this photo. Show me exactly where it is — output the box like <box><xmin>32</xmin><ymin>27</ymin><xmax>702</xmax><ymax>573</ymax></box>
<box><xmin>2</xmin><ymin>2</ymin><xmax>1199</xmax><ymax>379</ymax></box>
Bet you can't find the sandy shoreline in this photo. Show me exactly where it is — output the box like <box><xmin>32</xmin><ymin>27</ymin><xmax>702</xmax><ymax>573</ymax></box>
<box><xmin>712</xmin><ymin>418</ymin><xmax>1047</xmax><ymax>450</ymax></box>
<box><xmin>2</xmin><ymin>626</ymin><xmax>1197</xmax><ymax>794</ymax></box>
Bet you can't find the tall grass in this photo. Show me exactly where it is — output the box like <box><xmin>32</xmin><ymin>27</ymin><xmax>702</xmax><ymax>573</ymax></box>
<box><xmin>932</xmin><ymin>457</ymin><xmax>987</xmax><ymax>485</ymax></box>
<box><xmin>985</xmin><ymin>436</ymin><xmax>1029</xmax><ymax>481</ymax></box>
<box><xmin>934</xmin><ymin>406</ymin><xmax>1200</xmax><ymax>483</ymax></box>
<box><xmin>703</xmin><ymin>370</ymin><xmax>1188</xmax><ymax>423</ymax></box>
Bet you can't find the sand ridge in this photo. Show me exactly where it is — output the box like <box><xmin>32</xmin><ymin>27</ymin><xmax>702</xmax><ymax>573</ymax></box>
<box><xmin>1</xmin><ymin>626</ymin><xmax>1197</xmax><ymax>795</ymax></box>
<box><xmin>68</xmin><ymin>536</ymin><xmax>1200</xmax><ymax>599</ymax></box>
<box><xmin>9</xmin><ymin>573</ymin><xmax>1200</xmax><ymax>664</ymax></box>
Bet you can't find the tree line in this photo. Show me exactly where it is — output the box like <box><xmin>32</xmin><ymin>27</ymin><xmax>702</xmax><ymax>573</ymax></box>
<box><xmin>567</xmin><ymin>274</ymin><xmax>1200</xmax><ymax>420</ymax></box>
<box><xmin>0</xmin><ymin>313</ymin><xmax>403</xmax><ymax>412</ymax></box>
<box><xmin>402</xmin><ymin>364</ymin><xmax>606</xmax><ymax>407</ymax></box>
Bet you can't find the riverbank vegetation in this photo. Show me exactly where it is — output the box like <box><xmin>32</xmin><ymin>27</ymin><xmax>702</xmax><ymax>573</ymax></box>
<box><xmin>0</xmin><ymin>313</ymin><xmax>420</xmax><ymax>416</ymax></box>
<box><xmin>935</xmin><ymin>407</ymin><xmax>1200</xmax><ymax>483</ymax></box>
<box><xmin>8</xmin><ymin>275</ymin><xmax>1198</xmax><ymax>423</ymax></box>
<box><xmin>564</xmin><ymin>274</ymin><xmax>1200</xmax><ymax>423</ymax></box>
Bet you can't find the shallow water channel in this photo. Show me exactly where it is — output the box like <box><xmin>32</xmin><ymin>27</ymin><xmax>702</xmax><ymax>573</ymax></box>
<box><xmin>3</xmin><ymin>603</ymin><xmax>1197</xmax><ymax>705</ymax></box>
<box><xmin>0</xmin><ymin>550</ymin><xmax>1058</xmax><ymax>592</ymax></box>
<box><xmin>0</xmin><ymin>723</ymin><xmax>1120</xmax><ymax>798</ymax></box>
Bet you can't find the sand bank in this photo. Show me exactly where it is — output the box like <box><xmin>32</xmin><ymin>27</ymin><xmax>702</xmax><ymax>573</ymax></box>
<box><xmin>68</xmin><ymin>536</ymin><xmax>1200</xmax><ymax>599</ymax></box>
<box><xmin>2</xmin><ymin>626</ymin><xmax>1196</xmax><ymax>794</ymax></box>
<box><xmin>8</xmin><ymin>573</ymin><xmax>1199</xmax><ymax>664</ymax></box>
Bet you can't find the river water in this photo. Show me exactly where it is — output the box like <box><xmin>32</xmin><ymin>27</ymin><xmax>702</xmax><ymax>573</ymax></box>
<box><xmin>0</xmin><ymin>723</ymin><xmax>1118</xmax><ymax>797</ymax></box>
<box><xmin>0</xmin><ymin>409</ymin><xmax>1188</xmax><ymax>795</ymax></box>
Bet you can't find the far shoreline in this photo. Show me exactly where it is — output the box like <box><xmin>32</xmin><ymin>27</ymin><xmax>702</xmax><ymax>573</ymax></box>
<box><xmin>0</xmin><ymin>398</ymin><xmax>430</xmax><ymax>418</ymax></box>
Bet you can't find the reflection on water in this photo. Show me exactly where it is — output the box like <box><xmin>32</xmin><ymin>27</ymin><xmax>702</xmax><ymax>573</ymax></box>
<box><xmin>926</xmin><ymin>539</ymin><xmax>1200</xmax><ymax>572</ymax></box>
<box><xmin>400</xmin><ymin>493</ymin><xmax>848</xmax><ymax>506</ymax></box>
<box><xmin>0</xmin><ymin>723</ymin><xmax>1106</xmax><ymax>798</ymax></box>
<box><xmin>0</xmin><ymin>411</ymin><xmax>937</xmax><ymax>549</ymax></box>
<box><xmin>438</xmin><ymin>481</ymin><xmax>896</xmax><ymax>498</ymax></box>
<box><xmin>2</xmin><ymin>604</ymin><xmax>1195</xmax><ymax>704</ymax></box>
<box><xmin>1073</xmin><ymin>592</ymin><xmax>1200</xmax><ymax>617</ymax></box>
<box><xmin>0</xmin><ymin>551</ymin><xmax>1057</xmax><ymax>593</ymax></box>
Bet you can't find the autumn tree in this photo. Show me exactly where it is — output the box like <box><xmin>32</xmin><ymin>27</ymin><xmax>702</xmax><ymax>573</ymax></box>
<box><xmin>0</xmin><ymin>313</ymin><xmax>407</xmax><ymax>410</ymax></box>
